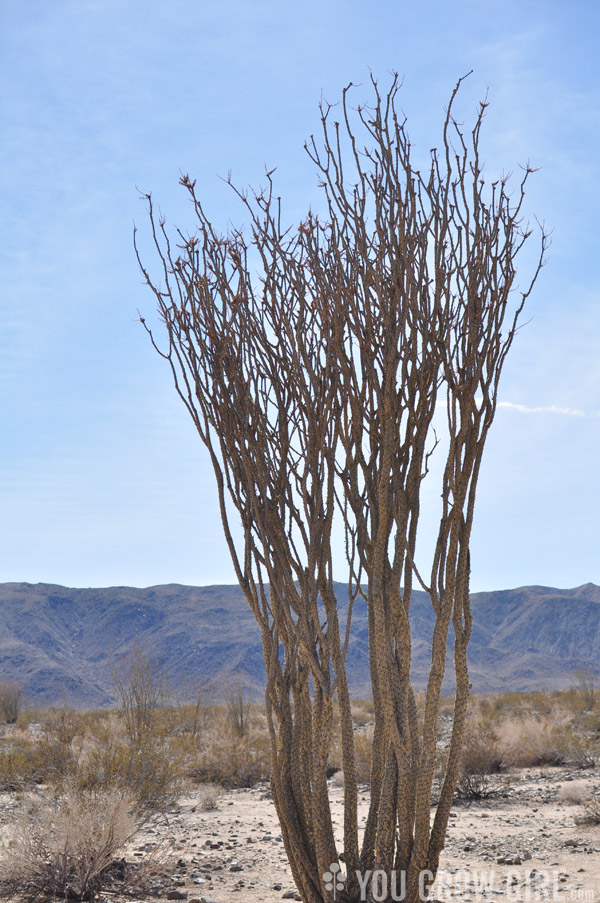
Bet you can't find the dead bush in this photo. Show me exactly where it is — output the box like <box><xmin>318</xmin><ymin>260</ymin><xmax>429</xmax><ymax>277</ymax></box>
<box><xmin>0</xmin><ymin>680</ymin><xmax>25</xmax><ymax>724</ymax></box>
<box><xmin>111</xmin><ymin>640</ymin><xmax>170</xmax><ymax>746</ymax></box>
<box><xmin>350</xmin><ymin>700</ymin><xmax>374</xmax><ymax>727</ymax></box>
<box><xmin>188</xmin><ymin>726</ymin><xmax>271</xmax><ymax>788</ymax></box>
<box><xmin>77</xmin><ymin>727</ymin><xmax>184</xmax><ymax>815</ymax></box>
<box><xmin>170</xmin><ymin>676</ymin><xmax>214</xmax><ymax>738</ymax></box>
<box><xmin>575</xmin><ymin>796</ymin><xmax>600</xmax><ymax>826</ymax></box>
<box><xmin>0</xmin><ymin>785</ymin><xmax>138</xmax><ymax>901</ymax></box>
<box><xmin>557</xmin><ymin>781</ymin><xmax>592</xmax><ymax>805</ymax></box>
<box><xmin>499</xmin><ymin>714</ymin><xmax>594</xmax><ymax>768</ymax></box>
<box><xmin>225</xmin><ymin>683</ymin><xmax>253</xmax><ymax>737</ymax></box>
<box><xmin>456</xmin><ymin>717</ymin><xmax>503</xmax><ymax>799</ymax></box>
<box><xmin>196</xmin><ymin>782</ymin><xmax>222</xmax><ymax>810</ymax></box>
<box><xmin>572</xmin><ymin>667</ymin><xmax>597</xmax><ymax>712</ymax></box>
<box><xmin>33</xmin><ymin>706</ymin><xmax>86</xmax><ymax>785</ymax></box>
<box><xmin>0</xmin><ymin>735</ymin><xmax>44</xmax><ymax>790</ymax></box>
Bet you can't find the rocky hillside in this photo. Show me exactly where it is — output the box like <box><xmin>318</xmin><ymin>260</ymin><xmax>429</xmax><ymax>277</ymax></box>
<box><xmin>0</xmin><ymin>581</ymin><xmax>599</xmax><ymax>708</ymax></box>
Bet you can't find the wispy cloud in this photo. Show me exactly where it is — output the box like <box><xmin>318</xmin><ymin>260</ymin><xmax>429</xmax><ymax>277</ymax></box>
<box><xmin>497</xmin><ymin>401</ymin><xmax>592</xmax><ymax>417</ymax></box>
<box><xmin>436</xmin><ymin>399</ymin><xmax>597</xmax><ymax>417</ymax></box>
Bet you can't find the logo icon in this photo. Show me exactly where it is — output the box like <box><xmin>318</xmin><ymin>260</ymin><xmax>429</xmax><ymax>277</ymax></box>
<box><xmin>323</xmin><ymin>862</ymin><xmax>345</xmax><ymax>900</ymax></box>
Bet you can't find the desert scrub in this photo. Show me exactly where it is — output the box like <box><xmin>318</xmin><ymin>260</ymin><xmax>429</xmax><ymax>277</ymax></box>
<box><xmin>0</xmin><ymin>680</ymin><xmax>25</xmax><ymax>724</ymax></box>
<box><xmin>456</xmin><ymin>716</ymin><xmax>504</xmax><ymax>799</ymax></box>
<box><xmin>110</xmin><ymin>639</ymin><xmax>170</xmax><ymax>747</ymax></box>
<box><xmin>350</xmin><ymin>700</ymin><xmax>374</xmax><ymax>728</ymax></box>
<box><xmin>557</xmin><ymin>781</ymin><xmax>593</xmax><ymax>805</ymax></box>
<box><xmin>196</xmin><ymin>782</ymin><xmax>222</xmax><ymax>810</ymax></box>
<box><xmin>0</xmin><ymin>732</ymin><xmax>45</xmax><ymax>790</ymax></box>
<box><xmin>187</xmin><ymin>725</ymin><xmax>271</xmax><ymax>788</ymax></box>
<box><xmin>0</xmin><ymin>785</ymin><xmax>139</xmax><ymax>902</ymax></box>
<box><xmin>0</xmin><ymin>719</ymin><xmax>82</xmax><ymax>789</ymax></box>
<box><xmin>575</xmin><ymin>795</ymin><xmax>600</xmax><ymax>825</ymax></box>
<box><xmin>77</xmin><ymin>724</ymin><xmax>185</xmax><ymax>815</ymax></box>
<box><xmin>224</xmin><ymin>683</ymin><xmax>253</xmax><ymax>737</ymax></box>
<box><xmin>31</xmin><ymin>706</ymin><xmax>88</xmax><ymax>785</ymax></box>
<box><xmin>498</xmin><ymin>713</ymin><xmax>594</xmax><ymax>768</ymax></box>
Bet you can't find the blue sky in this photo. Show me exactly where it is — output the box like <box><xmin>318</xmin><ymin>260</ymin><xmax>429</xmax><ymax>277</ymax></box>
<box><xmin>1</xmin><ymin>0</ymin><xmax>598</xmax><ymax>591</ymax></box>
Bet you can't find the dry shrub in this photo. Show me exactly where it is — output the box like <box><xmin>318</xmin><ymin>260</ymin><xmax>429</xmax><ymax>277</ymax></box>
<box><xmin>111</xmin><ymin>640</ymin><xmax>170</xmax><ymax>747</ymax></box>
<box><xmin>331</xmin><ymin>769</ymin><xmax>345</xmax><ymax>787</ymax></box>
<box><xmin>0</xmin><ymin>785</ymin><xmax>138</xmax><ymax>901</ymax></box>
<box><xmin>188</xmin><ymin>725</ymin><xmax>271</xmax><ymax>788</ymax></box>
<box><xmin>225</xmin><ymin>683</ymin><xmax>253</xmax><ymax>737</ymax></box>
<box><xmin>575</xmin><ymin>796</ymin><xmax>600</xmax><ymax>826</ymax></box>
<box><xmin>572</xmin><ymin>667</ymin><xmax>597</xmax><ymax>712</ymax></box>
<box><xmin>77</xmin><ymin>727</ymin><xmax>184</xmax><ymax>815</ymax></box>
<box><xmin>0</xmin><ymin>732</ymin><xmax>43</xmax><ymax>790</ymax></box>
<box><xmin>475</xmin><ymin>695</ymin><xmax>505</xmax><ymax>720</ymax></box>
<box><xmin>33</xmin><ymin>708</ymin><xmax>86</xmax><ymax>785</ymax></box>
<box><xmin>557</xmin><ymin>781</ymin><xmax>592</xmax><ymax>805</ymax></box>
<box><xmin>498</xmin><ymin>714</ymin><xmax>594</xmax><ymax>768</ymax></box>
<box><xmin>483</xmin><ymin>689</ymin><xmax>553</xmax><ymax>718</ymax></box>
<box><xmin>170</xmin><ymin>678</ymin><xmax>214</xmax><ymax>738</ymax></box>
<box><xmin>560</xmin><ymin>686</ymin><xmax>586</xmax><ymax>715</ymax></box>
<box><xmin>438</xmin><ymin>696</ymin><xmax>456</xmax><ymax>717</ymax></box>
<box><xmin>456</xmin><ymin>717</ymin><xmax>503</xmax><ymax>799</ymax></box>
<box><xmin>196</xmin><ymin>782</ymin><xmax>222</xmax><ymax>810</ymax></box>
<box><xmin>0</xmin><ymin>714</ymin><xmax>87</xmax><ymax>790</ymax></box>
<box><xmin>351</xmin><ymin>700</ymin><xmax>374</xmax><ymax>727</ymax></box>
<box><xmin>0</xmin><ymin>680</ymin><xmax>25</xmax><ymax>724</ymax></box>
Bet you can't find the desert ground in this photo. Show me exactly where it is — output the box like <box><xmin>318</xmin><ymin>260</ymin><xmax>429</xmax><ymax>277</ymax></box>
<box><xmin>108</xmin><ymin>766</ymin><xmax>600</xmax><ymax>902</ymax></box>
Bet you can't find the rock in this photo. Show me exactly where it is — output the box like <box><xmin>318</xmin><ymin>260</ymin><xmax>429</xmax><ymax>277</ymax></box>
<box><xmin>166</xmin><ymin>892</ymin><xmax>188</xmax><ymax>901</ymax></box>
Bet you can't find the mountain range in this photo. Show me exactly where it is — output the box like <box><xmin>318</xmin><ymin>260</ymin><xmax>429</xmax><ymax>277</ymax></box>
<box><xmin>1</xmin><ymin>581</ymin><xmax>599</xmax><ymax>708</ymax></box>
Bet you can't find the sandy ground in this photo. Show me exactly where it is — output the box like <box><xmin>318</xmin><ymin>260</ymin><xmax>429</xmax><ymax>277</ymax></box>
<box><xmin>117</xmin><ymin>766</ymin><xmax>600</xmax><ymax>902</ymax></box>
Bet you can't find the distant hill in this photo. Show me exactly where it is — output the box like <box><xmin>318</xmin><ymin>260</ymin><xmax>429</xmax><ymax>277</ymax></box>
<box><xmin>0</xmin><ymin>581</ymin><xmax>599</xmax><ymax>708</ymax></box>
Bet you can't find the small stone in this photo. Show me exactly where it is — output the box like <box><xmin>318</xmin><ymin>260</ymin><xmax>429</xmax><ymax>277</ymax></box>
<box><xmin>166</xmin><ymin>892</ymin><xmax>187</xmax><ymax>901</ymax></box>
